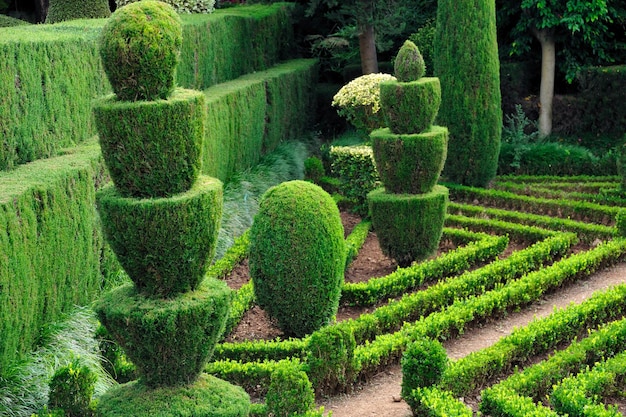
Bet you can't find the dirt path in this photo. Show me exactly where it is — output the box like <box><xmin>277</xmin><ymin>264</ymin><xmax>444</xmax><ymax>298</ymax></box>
<box><xmin>317</xmin><ymin>263</ymin><xmax>626</xmax><ymax>417</ymax></box>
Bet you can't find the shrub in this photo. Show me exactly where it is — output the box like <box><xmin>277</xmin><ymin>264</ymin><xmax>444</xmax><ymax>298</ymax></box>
<box><xmin>409</xmin><ymin>20</ymin><xmax>435</xmax><ymax>77</ymax></box>
<box><xmin>434</xmin><ymin>0</ymin><xmax>502</xmax><ymax>187</ymax></box>
<box><xmin>116</xmin><ymin>0</ymin><xmax>216</xmax><ymax>13</ymax></box>
<box><xmin>306</xmin><ymin>325</ymin><xmax>357</xmax><ymax>395</ymax></box>
<box><xmin>616</xmin><ymin>209</ymin><xmax>626</xmax><ymax>237</ymax></box>
<box><xmin>249</xmin><ymin>180</ymin><xmax>346</xmax><ymax>337</ymax></box>
<box><xmin>498</xmin><ymin>142</ymin><xmax>603</xmax><ymax>176</ymax></box>
<box><xmin>99</xmin><ymin>0</ymin><xmax>183</xmax><ymax>101</ymax></box>
<box><xmin>45</xmin><ymin>0</ymin><xmax>110</xmax><ymax>23</ymax></box>
<box><xmin>401</xmin><ymin>338</ymin><xmax>448</xmax><ymax>401</ymax></box>
<box><xmin>266</xmin><ymin>367</ymin><xmax>315</xmax><ymax>417</ymax></box>
<box><xmin>332</xmin><ymin>73</ymin><xmax>396</xmax><ymax>134</ymax></box>
<box><xmin>379</xmin><ymin>78</ymin><xmax>441</xmax><ymax>134</ymax></box>
<box><xmin>393</xmin><ymin>40</ymin><xmax>425</xmax><ymax>82</ymax></box>
<box><xmin>48</xmin><ymin>358</ymin><xmax>97</xmax><ymax>417</ymax></box>
<box><xmin>304</xmin><ymin>156</ymin><xmax>325</xmax><ymax>183</ymax></box>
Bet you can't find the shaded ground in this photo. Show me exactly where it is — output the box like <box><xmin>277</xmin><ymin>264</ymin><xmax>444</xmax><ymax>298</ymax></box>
<box><xmin>221</xmin><ymin>211</ymin><xmax>626</xmax><ymax>416</ymax></box>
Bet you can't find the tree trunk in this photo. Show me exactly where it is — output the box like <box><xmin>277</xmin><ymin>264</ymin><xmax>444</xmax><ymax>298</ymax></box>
<box><xmin>358</xmin><ymin>22</ymin><xmax>378</xmax><ymax>75</ymax></box>
<box><xmin>533</xmin><ymin>28</ymin><xmax>555</xmax><ymax>139</ymax></box>
<box><xmin>34</xmin><ymin>0</ymin><xmax>49</xmax><ymax>23</ymax></box>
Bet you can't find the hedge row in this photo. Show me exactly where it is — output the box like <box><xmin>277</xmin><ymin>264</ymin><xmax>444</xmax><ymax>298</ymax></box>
<box><xmin>494</xmin><ymin>180</ymin><xmax>626</xmax><ymax>207</ymax></box>
<box><xmin>0</xmin><ymin>3</ymin><xmax>295</xmax><ymax>171</ymax></box>
<box><xmin>494</xmin><ymin>175</ymin><xmax>620</xmax><ymax>184</ymax></box>
<box><xmin>481</xmin><ymin>313</ymin><xmax>626</xmax><ymax>416</ymax></box>
<box><xmin>0</xmin><ymin>139</ymin><xmax>104</xmax><ymax>374</ymax></box>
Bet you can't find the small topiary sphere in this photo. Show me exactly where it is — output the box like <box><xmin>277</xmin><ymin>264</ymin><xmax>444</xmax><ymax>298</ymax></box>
<box><xmin>99</xmin><ymin>1</ymin><xmax>182</xmax><ymax>101</ymax></box>
<box><xmin>249</xmin><ymin>180</ymin><xmax>346</xmax><ymax>338</ymax></box>
<box><xmin>401</xmin><ymin>338</ymin><xmax>448</xmax><ymax>402</ymax></box>
<box><xmin>394</xmin><ymin>40</ymin><xmax>425</xmax><ymax>82</ymax></box>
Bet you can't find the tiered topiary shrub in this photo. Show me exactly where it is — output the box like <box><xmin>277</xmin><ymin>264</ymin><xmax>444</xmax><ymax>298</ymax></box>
<box><xmin>434</xmin><ymin>0</ymin><xmax>502</xmax><ymax>187</ymax></box>
<box><xmin>368</xmin><ymin>40</ymin><xmax>449</xmax><ymax>267</ymax></box>
<box><xmin>249</xmin><ymin>180</ymin><xmax>346</xmax><ymax>338</ymax></box>
<box><xmin>92</xmin><ymin>2</ymin><xmax>250</xmax><ymax>416</ymax></box>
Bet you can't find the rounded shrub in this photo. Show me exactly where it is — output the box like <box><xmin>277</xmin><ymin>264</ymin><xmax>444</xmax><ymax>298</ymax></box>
<box><xmin>371</xmin><ymin>126</ymin><xmax>448</xmax><ymax>194</ymax></box>
<box><xmin>96</xmin><ymin>175</ymin><xmax>222</xmax><ymax>297</ymax></box>
<box><xmin>332</xmin><ymin>73</ymin><xmax>396</xmax><ymax>134</ymax></box>
<box><xmin>379</xmin><ymin>78</ymin><xmax>442</xmax><ymax>135</ymax></box>
<box><xmin>368</xmin><ymin>185</ymin><xmax>448</xmax><ymax>267</ymax></box>
<box><xmin>94</xmin><ymin>88</ymin><xmax>205</xmax><ymax>198</ymax></box>
<box><xmin>99</xmin><ymin>0</ymin><xmax>182</xmax><ymax>101</ymax></box>
<box><xmin>401</xmin><ymin>338</ymin><xmax>448</xmax><ymax>402</ymax></box>
<box><xmin>94</xmin><ymin>278</ymin><xmax>231</xmax><ymax>387</ymax></box>
<box><xmin>46</xmin><ymin>0</ymin><xmax>110</xmax><ymax>23</ymax></box>
<box><xmin>266</xmin><ymin>367</ymin><xmax>315</xmax><ymax>417</ymax></box>
<box><xmin>249</xmin><ymin>180</ymin><xmax>346</xmax><ymax>337</ymax></box>
<box><xmin>48</xmin><ymin>358</ymin><xmax>97</xmax><ymax>417</ymax></box>
<box><xmin>394</xmin><ymin>40</ymin><xmax>425</xmax><ymax>82</ymax></box>
<box><xmin>95</xmin><ymin>373</ymin><xmax>250</xmax><ymax>417</ymax></box>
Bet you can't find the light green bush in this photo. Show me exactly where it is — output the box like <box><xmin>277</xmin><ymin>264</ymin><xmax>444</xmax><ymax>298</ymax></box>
<box><xmin>116</xmin><ymin>0</ymin><xmax>215</xmax><ymax>13</ymax></box>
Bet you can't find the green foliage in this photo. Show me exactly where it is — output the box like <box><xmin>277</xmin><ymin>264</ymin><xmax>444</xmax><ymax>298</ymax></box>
<box><xmin>304</xmin><ymin>156</ymin><xmax>325</xmax><ymax>183</ymax></box>
<box><xmin>410</xmin><ymin>386</ymin><xmax>473</xmax><ymax>417</ymax></box>
<box><xmin>95</xmin><ymin>325</ymin><xmax>137</xmax><ymax>383</ymax></box>
<box><xmin>394</xmin><ymin>40</ymin><xmax>425</xmax><ymax>82</ymax></box>
<box><xmin>266</xmin><ymin>366</ymin><xmax>315</xmax><ymax>417</ymax></box>
<box><xmin>95</xmin><ymin>373</ymin><xmax>250</xmax><ymax>417</ymax></box>
<box><xmin>371</xmin><ymin>126</ymin><xmax>447</xmax><ymax>193</ymax></box>
<box><xmin>379</xmin><ymin>78</ymin><xmax>441</xmax><ymax>135</ymax></box>
<box><xmin>94</xmin><ymin>89</ymin><xmax>205</xmax><ymax>198</ymax></box>
<box><xmin>616</xmin><ymin>209</ymin><xmax>626</xmax><ymax>237</ymax></box>
<box><xmin>0</xmin><ymin>14</ymin><xmax>29</xmax><ymax>26</ymax></box>
<box><xmin>408</xmin><ymin>19</ymin><xmax>435</xmax><ymax>77</ymax></box>
<box><xmin>500</xmin><ymin>104</ymin><xmax>540</xmax><ymax>170</ymax></box>
<box><xmin>45</xmin><ymin>0</ymin><xmax>110</xmax><ymax>23</ymax></box>
<box><xmin>368</xmin><ymin>185</ymin><xmax>448</xmax><ymax>266</ymax></box>
<box><xmin>401</xmin><ymin>338</ymin><xmax>448</xmax><ymax>406</ymax></box>
<box><xmin>96</xmin><ymin>176</ymin><xmax>222</xmax><ymax>297</ymax></box>
<box><xmin>48</xmin><ymin>358</ymin><xmax>97</xmax><ymax>417</ymax></box>
<box><xmin>329</xmin><ymin>145</ymin><xmax>381</xmax><ymax>216</ymax></box>
<box><xmin>95</xmin><ymin>278</ymin><xmax>231</xmax><ymax>387</ymax></box>
<box><xmin>306</xmin><ymin>325</ymin><xmax>357</xmax><ymax>395</ymax></box>
<box><xmin>577</xmin><ymin>66</ymin><xmax>626</xmax><ymax>139</ymax></box>
<box><xmin>99</xmin><ymin>1</ymin><xmax>182</xmax><ymax>101</ymax></box>
<box><xmin>116</xmin><ymin>0</ymin><xmax>216</xmax><ymax>13</ymax></box>
<box><xmin>332</xmin><ymin>73</ymin><xmax>396</xmax><ymax>134</ymax></box>
<box><xmin>249</xmin><ymin>180</ymin><xmax>346</xmax><ymax>337</ymax></box>
<box><xmin>434</xmin><ymin>0</ymin><xmax>502</xmax><ymax>187</ymax></box>
<box><xmin>345</xmin><ymin>219</ymin><xmax>372</xmax><ymax>269</ymax></box>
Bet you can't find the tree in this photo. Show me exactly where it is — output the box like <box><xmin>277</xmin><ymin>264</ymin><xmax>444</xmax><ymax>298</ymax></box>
<box><xmin>45</xmin><ymin>0</ymin><xmax>109</xmax><ymax>23</ymax></box>
<box><xmin>306</xmin><ymin>0</ymin><xmax>436</xmax><ymax>75</ymax></box>
<box><xmin>499</xmin><ymin>0</ymin><xmax>616</xmax><ymax>138</ymax></box>
<box><xmin>434</xmin><ymin>0</ymin><xmax>502</xmax><ymax>188</ymax></box>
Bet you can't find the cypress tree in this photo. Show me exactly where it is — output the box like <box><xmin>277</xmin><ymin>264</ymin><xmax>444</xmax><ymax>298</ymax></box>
<box><xmin>434</xmin><ymin>0</ymin><xmax>502</xmax><ymax>187</ymax></box>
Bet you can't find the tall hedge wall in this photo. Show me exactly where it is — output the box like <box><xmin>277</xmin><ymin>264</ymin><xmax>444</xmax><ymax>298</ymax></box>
<box><xmin>0</xmin><ymin>140</ymin><xmax>104</xmax><ymax>375</ymax></box>
<box><xmin>0</xmin><ymin>3</ymin><xmax>295</xmax><ymax>172</ymax></box>
<box><xmin>434</xmin><ymin>0</ymin><xmax>502</xmax><ymax>187</ymax></box>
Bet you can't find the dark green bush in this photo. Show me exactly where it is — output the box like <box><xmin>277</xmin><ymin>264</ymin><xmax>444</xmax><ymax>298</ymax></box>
<box><xmin>409</xmin><ymin>20</ymin><xmax>436</xmax><ymax>77</ymax></box>
<box><xmin>48</xmin><ymin>358</ymin><xmax>97</xmax><ymax>417</ymax></box>
<box><xmin>266</xmin><ymin>367</ymin><xmax>315</xmax><ymax>417</ymax></box>
<box><xmin>95</xmin><ymin>278</ymin><xmax>231</xmax><ymax>387</ymax></box>
<box><xmin>249</xmin><ymin>180</ymin><xmax>346</xmax><ymax>337</ymax></box>
<box><xmin>94</xmin><ymin>88</ymin><xmax>205</xmax><ymax>198</ymax></box>
<box><xmin>0</xmin><ymin>14</ymin><xmax>29</xmax><ymax>26</ymax></box>
<box><xmin>304</xmin><ymin>156</ymin><xmax>325</xmax><ymax>183</ymax></box>
<box><xmin>616</xmin><ymin>209</ymin><xmax>626</xmax><ymax>237</ymax></box>
<box><xmin>394</xmin><ymin>40</ymin><xmax>425</xmax><ymax>82</ymax></box>
<box><xmin>368</xmin><ymin>185</ymin><xmax>448</xmax><ymax>266</ymax></box>
<box><xmin>371</xmin><ymin>126</ymin><xmax>448</xmax><ymax>194</ymax></box>
<box><xmin>401</xmin><ymin>338</ymin><xmax>448</xmax><ymax>398</ymax></box>
<box><xmin>434</xmin><ymin>0</ymin><xmax>502</xmax><ymax>187</ymax></box>
<box><xmin>96</xmin><ymin>176</ymin><xmax>222</xmax><ymax>297</ymax></box>
<box><xmin>95</xmin><ymin>373</ymin><xmax>250</xmax><ymax>417</ymax></box>
<box><xmin>99</xmin><ymin>0</ymin><xmax>182</xmax><ymax>101</ymax></box>
<box><xmin>45</xmin><ymin>0</ymin><xmax>110</xmax><ymax>23</ymax></box>
<box><xmin>379</xmin><ymin>78</ymin><xmax>441</xmax><ymax>135</ymax></box>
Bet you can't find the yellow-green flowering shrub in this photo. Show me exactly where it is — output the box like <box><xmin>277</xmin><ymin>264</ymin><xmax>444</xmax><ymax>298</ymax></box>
<box><xmin>332</xmin><ymin>73</ymin><xmax>396</xmax><ymax>134</ymax></box>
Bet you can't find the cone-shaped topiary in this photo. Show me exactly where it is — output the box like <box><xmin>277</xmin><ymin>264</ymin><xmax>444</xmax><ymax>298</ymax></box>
<box><xmin>99</xmin><ymin>0</ymin><xmax>182</xmax><ymax>101</ymax></box>
<box><xmin>394</xmin><ymin>40</ymin><xmax>425</xmax><ymax>82</ymax></box>
<box><xmin>249</xmin><ymin>180</ymin><xmax>346</xmax><ymax>338</ymax></box>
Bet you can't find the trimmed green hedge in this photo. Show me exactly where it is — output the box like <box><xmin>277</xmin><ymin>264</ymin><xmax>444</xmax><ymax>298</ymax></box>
<box><xmin>0</xmin><ymin>3</ymin><xmax>296</xmax><ymax>171</ymax></box>
<box><xmin>0</xmin><ymin>139</ymin><xmax>104</xmax><ymax>375</ymax></box>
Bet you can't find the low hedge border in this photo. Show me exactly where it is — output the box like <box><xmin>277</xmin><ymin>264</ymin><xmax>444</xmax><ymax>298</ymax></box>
<box><xmin>446</xmin><ymin>183</ymin><xmax>620</xmax><ymax>225</ymax></box>
<box><xmin>550</xmin><ymin>350</ymin><xmax>626</xmax><ymax>417</ymax></box>
<box><xmin>445</xmin><ymin>214</ymin><xmax>557</xmax><ymax>243</ymax></box>
<box><xmin>494</xmin><ymin>181</ymin><xmax>626</xmax><ymax>207</ymax></box>
<box><xmin>448</xmin><ymin>202</ymin><xmax>615</xmax><ymax>243</ymax></box>
<box><xmin>494</xmin><ymin>175</ymin><xmax>620</xmax><ymax>184</ymax></box>
<box><xmin>480</xmin><ymin>314</ymin><xmax>626</xmax><ymax>417</ymax></box>
<box><xmin>345</xmin><ymin>219</ymin><xmax>371</xmax><ymax>269</ymax></box>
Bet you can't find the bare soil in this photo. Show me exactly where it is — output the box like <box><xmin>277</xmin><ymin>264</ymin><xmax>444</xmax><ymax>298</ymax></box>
<box><xmin>221</xmin><ymin>211</ymin><xmax>626</xmax><ymax>416</ymax></box>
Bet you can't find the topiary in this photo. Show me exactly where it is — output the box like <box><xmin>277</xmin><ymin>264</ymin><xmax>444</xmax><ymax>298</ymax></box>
<box><xmin>401</xmin><ymin>338</ymin><xmax>448</xmax><ymax>409</ymax></box>
<box><xmin>99</xmin><ymin>0</ymin><xmax>183</xmax><ymax>101</ymax></box>
<box><xmin>266</xmin><ymin>367</ymin><xmax>315</xmax><ymax>417</ymax></box>
<box><xmin>249</xmin><ymin>180</ymin><xmax>346</xmax><ymax>337</ymax></box>
<box><xmin>48</xmin><ymin>358</ymin><xmax>97</xmax><ymax>417</ymax></box>
<box><xmin>394</xmin><ymin>40</ymin><xmax>425</xmax><ymax>82</ymax></box>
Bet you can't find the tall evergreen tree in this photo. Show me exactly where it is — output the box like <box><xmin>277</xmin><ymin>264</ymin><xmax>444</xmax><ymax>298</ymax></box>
<box><xmin>46</xmin><ymin>0</ymin><xmax>110</xmax><ymax>23</ymax></box>
<box><xmin>434</xmin><ymin>0</ymin><xmax>502</xmax><ymax>187</ymax></box>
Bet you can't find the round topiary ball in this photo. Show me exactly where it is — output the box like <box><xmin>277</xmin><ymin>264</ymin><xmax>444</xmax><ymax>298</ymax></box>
<box><xmin>99</xmin><ymin>0</ymin><xmax>182</xmax><ymax>101</ymax></box>
<box><xmin>401</xmin><ymin>338</ymin><xmax>448</xmax><ymax>400</ymax></box>
<box><xmin>249</xmin><ymin>180</ymin><xmax>346</xmax><ymax>338</ymax></box>
<box><xmin>394</xmin><ymin>40</ymin><xmax>425</xmax><ymax>82</ymax></box>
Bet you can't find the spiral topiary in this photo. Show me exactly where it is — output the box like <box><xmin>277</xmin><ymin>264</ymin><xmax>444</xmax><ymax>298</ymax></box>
<box><xmin>394</xmin><ymin>40</ymin><xmax>425</xmax><ymax>82</ymax></box>
<box><xmin>249</xmin><ymin>180</ymin><xmax>346</xmax><ymax>338</ymax></box>
<box><xmin>99</xmin><ymin>1</ymin><xmax>182</xmax><ymax>101</ymax></box>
